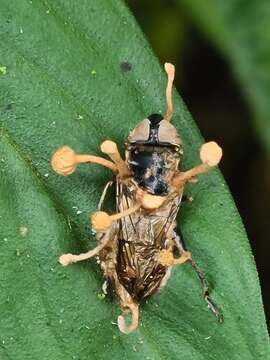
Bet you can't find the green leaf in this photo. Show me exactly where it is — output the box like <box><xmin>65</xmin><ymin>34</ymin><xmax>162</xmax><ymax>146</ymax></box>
<box><xmin>0</xmin><ymin>1</ymin><xmax>268</xmax><ymax>359</ymax></box>
<box><xmin>177</xmin><ymin>0</ymin><xmax>270</xmax><ymax>151</ymax></box>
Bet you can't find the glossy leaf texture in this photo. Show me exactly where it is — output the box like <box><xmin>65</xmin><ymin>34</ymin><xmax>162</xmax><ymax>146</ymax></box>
<box><xmin>0</xmin><ymin>1</ymin><xmax>269</xmax><ymax>359</ymax></box>
<box><xmin>177</xmin><ymin>0</ymin><xmax>270</xmax><ymax>151</ymax></box>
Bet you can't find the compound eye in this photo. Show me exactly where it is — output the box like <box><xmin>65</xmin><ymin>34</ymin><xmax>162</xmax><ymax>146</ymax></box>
<box><xmin>158</xmin><ymin>120</ymin><xmax>182</xmax><ymax>146</ymax></box>
<box><xmin>128</xmin><ymin>119</ymin><xmax>150</xmax><ymax>143</ymax></box>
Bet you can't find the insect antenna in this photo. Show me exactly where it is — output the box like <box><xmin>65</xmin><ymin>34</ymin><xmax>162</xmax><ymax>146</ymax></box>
<box><xmin>164</xmin><ymin>62</ymin><xmax>175</xmax><ymax>122</ymax></box>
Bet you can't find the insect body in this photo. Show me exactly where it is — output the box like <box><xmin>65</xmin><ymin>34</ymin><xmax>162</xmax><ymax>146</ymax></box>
<box><xmin>51</xmin><ymin>63</ymin><xmax>223</xmax><ymax>334</ymax></box>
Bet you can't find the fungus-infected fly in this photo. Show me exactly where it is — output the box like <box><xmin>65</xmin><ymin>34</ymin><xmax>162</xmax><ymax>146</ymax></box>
<box><xmin>51</xmin><ymin>63</ymin><xmax>223</xmax><ymax>334</ymax></box>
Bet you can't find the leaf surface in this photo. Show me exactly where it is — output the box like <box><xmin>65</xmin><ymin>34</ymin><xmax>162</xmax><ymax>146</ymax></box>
<box><xmin>0</xmin><ymin>1</ymin><xmax>269</xmax><ymax>359</ymax></box>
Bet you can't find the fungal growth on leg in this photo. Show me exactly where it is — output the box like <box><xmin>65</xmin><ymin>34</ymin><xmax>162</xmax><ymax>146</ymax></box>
<box><xmin>51</xmin><ymin>145</ymin><xmax>117</xmax><ymax>175</ymax></box>
<box><xmin>115</xmin><ymin>278</ymin><xmax>140</xmax><ymax>334</ymax></box>
<box><xmin>171</xmin><ymin>141</ymin><xmax>223</xmax><ymax>190</ymax></box>
<box><xmin>159</xmin><ymin>248</ymin><xmax>191</xmax><ymax>267</ymax></box>
<box><xmin>91</xmin><ymin>203</ymin><xmax>141</xmax><ymax>233</ymax></box>
<box><xmin>51</xmin><ymin>142</ymin><xmax>122</xmax><ymax>267</ymax></box>
<box><xmin>100</xmin><ymin>140</ymin><xmax>130</xmax><ymax>178</ymax></box>
<box><xmin>59</xmin><ymin>234</ymin><xmax>111</xmax><ymax>266</ymax></box>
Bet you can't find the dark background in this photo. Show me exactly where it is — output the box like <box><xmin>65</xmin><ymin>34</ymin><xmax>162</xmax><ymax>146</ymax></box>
<box><xmin>127</xmin><ymin>0</ymin><xmax>269</xmax><ymax>326</ymax></box>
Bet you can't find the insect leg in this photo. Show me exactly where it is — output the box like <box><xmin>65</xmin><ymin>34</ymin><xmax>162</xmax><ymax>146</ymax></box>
<box><xmin>51</xmin><ymin>146</ymin><xmax>117</xmax><ymax>176</ymax></box>
<box><xmin>97</xmin><ymin>181</ymin><xmax>114</xmax><ymax>211</ymax></box>
<box><xmin>174</xmin><ymin>227</ymin><xmax>223</xmax><ymax>323</ymax></box>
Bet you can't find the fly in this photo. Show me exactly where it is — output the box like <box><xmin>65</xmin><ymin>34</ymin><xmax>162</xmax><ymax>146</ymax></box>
<box><xmin>51</xmin><ymin>63</ymin><xmax>223</xmax><ymax>334</ymax></box>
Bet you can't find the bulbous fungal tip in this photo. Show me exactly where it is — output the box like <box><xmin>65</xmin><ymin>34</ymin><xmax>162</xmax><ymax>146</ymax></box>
<box><xmin>164</xmin><ymin>62</ymin><xmax>175</xmax><ymax>77</ymax></box>
<box><xmin>59</xmin><ymin>253</ymin><xmax>74</xmax><ymax>266</ymax></box>
<box><xmin>100</xmin><ymin>140</ymin><xmax>117</xmax><ymax>155</ymax></box>
<box><xmin>51</xmin><ymin>146</ymin><xmax>77</xmax><ymax>176</ymax></box>
<box><xmin>159</xmin><ymin>249</ymin><xmax>174</xmax><ymax>266</ymax></box>
<box><xmin>91</xmin><ymin>211</ymin><xmax>112</xmax><ymax>232</ymax></box>
<box><xmin>200</xmin><ymin>141</ymin><xmax>223</xmax><ymax>167</ymax></box>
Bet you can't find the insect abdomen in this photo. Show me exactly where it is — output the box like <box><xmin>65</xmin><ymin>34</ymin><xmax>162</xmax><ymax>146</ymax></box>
<box><xmin>115</xmin><ymin>181</ymin><xmax>181</xmax><ymax>302</ymax></box>
<box><xmin>116</xmin><ymin>238</ymin><xmax>167</xmax><ymax>302</ymax></box>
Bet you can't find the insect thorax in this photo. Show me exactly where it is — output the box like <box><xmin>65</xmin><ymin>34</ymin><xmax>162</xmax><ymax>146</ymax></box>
<box><xmin>126</xmin><ymin>143</ymin><xmax>181</xmax><ymax>196</ymax></box>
